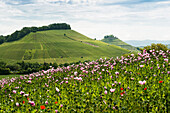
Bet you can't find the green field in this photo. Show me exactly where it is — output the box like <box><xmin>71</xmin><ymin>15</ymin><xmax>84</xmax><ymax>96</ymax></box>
<box><xmin>101</xmin><ymin>36</ymin><xmax>138</xmax><ymax>51</ymax></box>
<box><xmin>0</xmin><ymin>30</ymin><xmax>129</xmax><ymax>64</ymax></box>
<box><xmin>0</xmin><ymin>75</ymin><xmax>21</xmax><ymax>80</ymax></box>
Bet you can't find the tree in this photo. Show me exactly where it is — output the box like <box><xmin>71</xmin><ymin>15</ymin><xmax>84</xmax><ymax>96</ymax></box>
<box><xmin>104</xmin><ymin>35</ymin><xmax>118</xmax><ymax>39</ymax></box>
<box><xmin>142</xmin><ymin>43</ymin><xmax>168</xmax><ymax>52</ymax></box>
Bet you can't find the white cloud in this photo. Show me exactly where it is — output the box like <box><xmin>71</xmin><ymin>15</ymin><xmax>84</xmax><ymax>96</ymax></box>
<box><xmin>0</xmin><ymin>0</ymin><xmax>170</xmax><ymax>40</ymax></box>
<box><xmin>156</xmin><ymin>1</ymin><xmax>170</xmax><ymax>4</ymax></box>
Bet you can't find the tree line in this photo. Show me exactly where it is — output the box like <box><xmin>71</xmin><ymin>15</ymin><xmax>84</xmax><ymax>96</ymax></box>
<box><xmin>104</xmin><ymin>35</ymin><xmax>118</xmax><ymax>39</ymax></box>
<box><xmin>0</xmin><ymin>23</ymin><xmax>71</xmax><ymax>44</ymax></box>
<box><xmin>0</xmin><ymin>60</ymin><xmax>89</xmax><ymax>75</ymax></box>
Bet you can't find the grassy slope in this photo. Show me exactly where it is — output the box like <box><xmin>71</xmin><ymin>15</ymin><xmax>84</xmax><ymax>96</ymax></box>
<box><xmin>0</xmin><ymin>30</ymin><xmax>129</xmax><ymax>64</ymax></box>
<box><xmin>101</xmin><ymin>37</ymin><xmax>138</xmax><ymax>51</ymax></box>
<box><xmin>0</xmin><ymin>75</ymin><xmax>21</xmax><ymax>80</ymax></box>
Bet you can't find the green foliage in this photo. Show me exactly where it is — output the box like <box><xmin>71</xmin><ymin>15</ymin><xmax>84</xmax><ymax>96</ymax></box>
<box><xmin>0</xmin><ymin>61</ymin><xmax>10</xmax><ymax>74</ymax></box>
<box><xmin>104</xmin><ymin>35</ymin><xmax>118</xmax><ymax>39</ymax></box>
<box><xmin>141</xmin><ymin>43</ymin><xmax>168</xmax><ymax>52</ymax></box>
<box><xmin>6</xmin><ymin>64</ymin><xmax>21</xmax><ymax>71</ymax></box>
<box><xmin>0</xmin><ymin>60</ymin><xmax>90</xmax><ymax>75</ymax></box>
<box><xmin>0</xmin><ymin>61</ymin><xmax>6</xmax><ymax>68</ymax></box>
<box><xmin>0</xmin><ymin>36</ymin><xmax>5</xmax><ymax>44</ymax></box>
<box><xmin>0</xmin><ymin>68</ymin><xmax>10</xmax><ymax>75</ymax></box>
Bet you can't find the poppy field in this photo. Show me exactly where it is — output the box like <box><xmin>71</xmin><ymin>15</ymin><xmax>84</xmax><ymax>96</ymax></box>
<box><xmin>0</xmin><ymin>49</ymin><xmax>169</xmax><ymax>112</ymax></box>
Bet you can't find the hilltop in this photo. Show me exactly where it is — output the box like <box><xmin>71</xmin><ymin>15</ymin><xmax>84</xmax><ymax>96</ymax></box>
<box><xmin>101</xmin><ymin>35</ymin><xmax>138</xmax><ymax>51</ymax></box>
<box><xmin>0</xmin><ymin>27</ymin><xmax>129</xmax><ymax>64</ymax></box>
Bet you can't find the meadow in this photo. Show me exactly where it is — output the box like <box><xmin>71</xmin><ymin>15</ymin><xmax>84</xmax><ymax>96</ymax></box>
<box><xmin>0</xmin><ymin>75</ymin><xmax>21</xmax><ymax>80</ymax></box>
<box><xmin>0</xmin><ymin>49</ymin><xmax>169</xmax><ymax>112</ymax></box>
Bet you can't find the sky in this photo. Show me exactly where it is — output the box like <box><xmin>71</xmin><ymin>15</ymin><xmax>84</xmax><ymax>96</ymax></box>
<box><xmin>0</xmin><ymin>0</ymin><xmax>170</xmax><ymax>40</ymax></box>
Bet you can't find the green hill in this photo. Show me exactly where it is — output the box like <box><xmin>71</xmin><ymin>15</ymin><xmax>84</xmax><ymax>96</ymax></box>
<box><xmin>101</xmin><ymin>35</ymin><xmax>138</xmax><ymax>51</ymax></box>
<box><xmin>0</xmin><ymin>30</ymin><xmax>129</xmax><ymax>64</ymax></box>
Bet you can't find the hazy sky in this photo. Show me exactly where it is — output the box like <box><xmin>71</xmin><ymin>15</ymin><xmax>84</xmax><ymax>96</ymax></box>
<box><xmin>0</xmin><ymin>0</ymin><xmax>170</xmax><ymax>40</ymax></box>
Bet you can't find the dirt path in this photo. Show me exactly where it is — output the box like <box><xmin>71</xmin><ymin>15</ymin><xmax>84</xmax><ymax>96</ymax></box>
<box><xmin>82</xmin><ymin>42</ymin><xmax>99</xmax><ymax>47</ymax></box>
<box><xmin>64</xmin><ymin>35</ymin><xmax>99</xmax><ymax>47</ymax></box>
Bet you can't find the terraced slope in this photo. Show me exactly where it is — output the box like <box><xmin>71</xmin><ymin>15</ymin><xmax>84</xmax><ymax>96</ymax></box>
<box><xmin>0</xmin><ymin>30</ymin><xmax>129</xmax><ymax>63</ymax></box>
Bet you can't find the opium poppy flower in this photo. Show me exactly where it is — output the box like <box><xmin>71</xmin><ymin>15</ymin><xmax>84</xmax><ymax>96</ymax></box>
<box><xmin>23</xmin><ymin>101</ymin><xmax>25</xmax><ymax>104</ymax></box>
<box><xmin>120</xmin><ymin>88</ymin><xmax>123</xmax><ymax>90</ymax></box>
<box><xmin>55</xmin><ymin>101</ymin><xmax>58</xmax><ymax>104</ymax></box>
<box><xmin>41</xmin><ymin>105</ymin><xmax>45</xmax><ymax>109</ymax></box>
<box><xmin>159</xmin><ymin>81</ymin><xmax>163</xmax><ymax>83</ymax></box>
<box><xmin>144</xmin><ymin>88</ymin><xmax>147</xmax><ymax>90</ymax></box>
<box><xmin>27</xmin><ymin>98</ymin><xmax>29</xmax><ymax>100</ymax></box>
<box><xmin>104</xmin><ymin>90</ymin><xmax>107</xmax><ymax>95</ymax></box>
<box><xmin>110</xmin><ymin>88</ymin><xmax>116</xmax><ymax>92</ymax></box>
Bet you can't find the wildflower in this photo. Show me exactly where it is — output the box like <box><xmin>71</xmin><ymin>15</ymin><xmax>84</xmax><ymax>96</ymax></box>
<box><xmin>74</xmin><ymin>71</ymin><xmax>78</xmax><ymax>76</ymax></box>
<box><xmin>65</xmin><ymin>81</ymin><xmax>68</xmax><ymax>83</ymax></box>
<box><xmin>55</xmin><ymin>110</ymin><xmax>58</xmax><ymax>113</ymax></box>
<box><xmin>23</xmin><ymin>94</ymin><xmax>29</xmax><ymax>97</ymax></box>
<box><xmin>159</xmin><ymin>81</ymin><xmax>163</xmax><ymax>83</ymax></box>
<box><xmin>20</xmin><ymin>91</ymin><xmax>24</xmax><ymax>95</ymax></box>
<box><xmin>104</xmin><ymin>90</ymin><xmax>107</xmax><ymax>94</ymax></box>
<box><xmin>140</xmin><ymin>65</ymin><xmax>144</xmax><ymax>68</ymax></box>
<box><xmin>45</xmin><ymin>101</ymin><xmax>48</xmax><ymax>104</ymax></box>
<box><xmin>120</xmin><ymin>88</ymin><xmax>123</xmax><ymax>90</ymax></box>
<box><xmin>56</xmin><ymin>87</ymin><xmax>60</xmax><ymax>92</ymax></box>
<box><xmin>41</xmin><ymin>105</ymin><xmax>45</xmax><ymax>109</ymax></box>
<box><xmin>120</xmin><ymin>93</ymin><xmax>123</xmax><ymax>96</ymax></box>
<box><xmin>31</xmin><ymin>101</ymin><xmax>35</xmax><ymax>106</ymax></box>
<box><xmin>114</xmin><ymin>81</ymin><xmax>118</xmax><ymax>84</ymax></box>
<box><xmin>131</xmin><ymin>54</ymin><xmax>134</xmax><ymax>57</ymax></box>
<box><xmin>115</xmin><ymin>72</ymin><xmax>119</xmax><ymax>75</ymax></box>
<box><xmin>110</xmin><ymin>88</ymin><xmax>116</xmax><ymax>92</ymax></box>
<box><xmin>139</xmin><ymin>80</ymin><xmax>146</xmax><ymax>85</ymax></box>
<box><xmin>55</xmin><ymin>101</ymin><xmax>58</xmax><ymax>104</ymax></box>
<box><xmin>103</xmin><ymin>100</ymin><xmax>106</xmax><ymax>104</ymax></box>
<box><xmin>144</xmin><ymin>88</ymin><xmax>147</xmax><ymax>90</ymax></box>
<box><xmin>60</xmin><ymin>104</ymin><xmax>63</xmax><ymax>107</ymax></box>
<box><xmin>28</xmin><ymin>80</ymin><xmax>31</xmax><ymax>83</ymax></box>
<box><xmin>16</xmin><ymin>102</ymin><xmax>19</xmax><ymax>107</ymax></box>
<box><xmin>164</xmin><ymin>59</ymin><xmax>168</xmax><ymax>63</ymax></box>
<box><xmin>12</xmin><ymin>90</ymin><xmax>16</xmax><ymax>94</ymax></box>
<box><xmin>23</xmin><ymin>101</ymin><xmax>25</xmax><ymax>104</ymax></box>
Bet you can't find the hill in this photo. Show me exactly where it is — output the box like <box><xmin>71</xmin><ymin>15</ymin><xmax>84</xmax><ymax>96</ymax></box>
<box><xmin>101</xmin><ymin>35</ymin><xmax>138</xmax><ymax>51</ymax></box>
<box><xmin>0</xmin><ymin>23</ymin><xmax>71</xmax><ymax>44</ymax></box>
<box><xmin>125</xmin><ymin>40</ymin><xmax>170</xmax><ymax>48</ymax></box>
<box><xmin>0</xmin><ymin>30</ymin><xmax>129</xmax><ymax>64</ymax></box>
